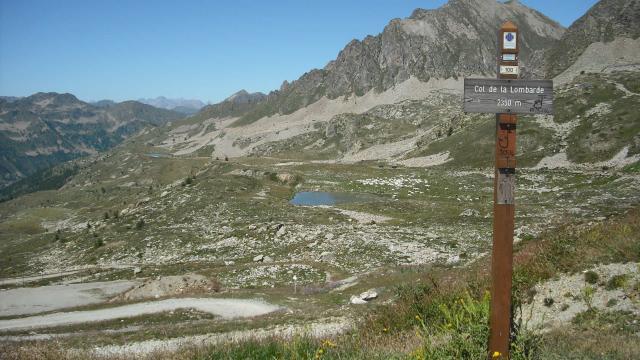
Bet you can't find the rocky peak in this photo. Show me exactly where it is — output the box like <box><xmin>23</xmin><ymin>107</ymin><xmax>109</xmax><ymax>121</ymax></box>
<box><xmin>194</xmin><ymin>0</ymin><xmax>564</xmax><ymax>126</ymax></box>
<box><xmin>225</xmin><ymin>90</ymin><xmax>267</xmax><ymax>105</ymax></box>
<box><xmin>24</xmin><ymin>92</ymin><xmax>82</xmax><ymax>108</ymax></box>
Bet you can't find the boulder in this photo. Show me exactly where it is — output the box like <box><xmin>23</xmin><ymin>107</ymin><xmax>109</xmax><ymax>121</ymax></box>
<box><xmin>350</xmin><ymin>295</ymin><xmax>368</xmax><ymax>305</ymax></box>
<box><xmin>350</xmin><ymin>288</ymin><xmax>379</xmax><ymax>304</ymax></box>
<box><xmin>253</xmin><ymin>254</ymin><xmax>264</xmax><ymax>262</ymax></box>
<box><xmin>276</xmin><ymin>173</ymin><xmax>296</xmax><ymax>184</ymax></box>
<box><xmin>360</xmin><ymin>289</ymin><xmax>378</xmax><ymax>301</ymax></box>
<box><xmin>319</xmin><ymin>251</ymin><xmax>335</xmax><ymax>262</ymax></box>
<box><xmin>460</xmin><ymin>208</ymin><xmax>480</xmax><ymax>217</ymax></box>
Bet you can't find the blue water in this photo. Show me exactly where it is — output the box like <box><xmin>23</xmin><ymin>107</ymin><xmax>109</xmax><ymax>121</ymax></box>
<box><xmin>289</xmin><ymin>191</ymin><xmax>377</xmax><ymax>206</ymax></box>
<box><xmin>146</xmin><ymin>153</ymin><xmax>171</xmax><ymax>158</ymax></box>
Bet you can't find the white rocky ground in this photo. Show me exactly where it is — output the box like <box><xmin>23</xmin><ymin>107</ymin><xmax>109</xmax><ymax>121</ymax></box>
<box><xmin>533</xmin><ymin>146</ymin><xmax>640</xmax><ymax>170</ymax></box>
<box><xmin>316</xmin><ymin>206</ymin><xmax>392</xmax><ymax>224</ymax></box>
<box><xmin>521</xmin><ymin>262</ymin><xmax>640</xmax><ymax>331</ymax></box>
<box><xmin>399</xmin><ymin>152</ymin><xmax>452</xmax><ymax>168</ymax></box>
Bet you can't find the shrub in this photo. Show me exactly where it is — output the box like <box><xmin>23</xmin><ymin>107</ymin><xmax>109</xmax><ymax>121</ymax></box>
<box><xmin>182</xmin><ymin>176</ymin><xmax>194</xmax><ymax>186</ymax></box>
<box><xmin>606</xmin><ymin>274</ymin><xmax>629</xmax><ymax>290</ymax></box>
<box><xmin>135</xmin><ymin>219</ymin><xmax>145</xmax><ymax>230</ymax></box>
<box><xmin>582</xmin><ymin>285</ymin><xmax>595</xmax><ymax>309</ymax></box>
<box><xmin>584</xmin><ymin>270</ymin><xmax>599</xmax><ymax>284</ymax></box>
<box><xmin>413</xmin><ymin>292</ymin><xmax>540</xmax><ymax>359</ymax></box>
<box><xmin>417</xmin><ymin>291</ymin><xmax>490</xmax><ymax>359</ymax></box>
<box><xmin>415</xmin><ymin>291</ymin><xmax>540</xmax><ymax>359</ymax></box>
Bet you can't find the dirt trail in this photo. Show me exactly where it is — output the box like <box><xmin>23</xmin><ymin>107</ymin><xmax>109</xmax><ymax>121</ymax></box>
<box><xmin>0</xmin><ymin>280</ymin><xmax>139</xmax><ymax>316</ymax></box>
<box><xmin>0</xmin><ymin>270</ymin><xmax>84</xmax><ymax>286</ymax></box>
<box><xmin>0</xmin><ymin>298</ymin><xmax>282</xmax><ymax>331</ymax></box>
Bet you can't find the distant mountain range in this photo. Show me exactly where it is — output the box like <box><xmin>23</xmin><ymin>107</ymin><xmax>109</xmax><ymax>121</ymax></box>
<box><xmin>0</xmin><ymin>96</ymin><xmax>21</xmax><ymax>103</ymax></box>
<box><xmin>0</xmin><ymin>93</ymin><xmax>183</xmax><ymax>187</ymax></box>
<box><xmin>136</xmin><ymin>96</ymin><xmax>206</xmax><ymax>115</ymax></box>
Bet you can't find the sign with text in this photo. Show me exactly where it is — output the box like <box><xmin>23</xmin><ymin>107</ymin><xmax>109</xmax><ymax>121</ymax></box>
<box><xmin>463</xmin><ymin>78</ymin><xmax>554</xmax><ymax>115</ymax></box>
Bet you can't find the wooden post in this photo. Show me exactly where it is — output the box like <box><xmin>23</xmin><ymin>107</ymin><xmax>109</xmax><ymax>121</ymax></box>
<box><xmin>489</xmin><ymin>20</ymin><xmax>518</xmax><ymax>360</ymax></box>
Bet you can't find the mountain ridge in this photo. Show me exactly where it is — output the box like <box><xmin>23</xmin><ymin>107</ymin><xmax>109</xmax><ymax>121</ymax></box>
<box><xmin>137</xmin><ymin>96</ymin><xmax>206</xmax><ymax>114</ymax></box>
<box><xmin>155</xmin><ymin>0</ymin><xmax>566</xmax><ymax>159</ymax></box>
<box><xmin>545</xmin><ymin>0</ymin><xmax>640</xmax><ymax>78</ymax></box>
<box><xmin>189</xmin><ymin>0</ymin><xmax>564</xmax><ymax>128</ymax></box>
<box><xmin>0</xmin><ymin>92</ymin><xmax>184</xmax><ymax>187</ymax></box>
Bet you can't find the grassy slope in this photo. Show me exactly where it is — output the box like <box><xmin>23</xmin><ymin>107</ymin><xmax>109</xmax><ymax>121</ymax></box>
<box><xmin>558</xmin><ymin>72</ymin><xmax>640</xmax><ymax>163</ymax></box>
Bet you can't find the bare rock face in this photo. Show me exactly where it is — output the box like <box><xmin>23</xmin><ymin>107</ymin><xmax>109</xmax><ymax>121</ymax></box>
<box><xmin>319</xmin><ymin>0</ymin><xmax>563</xmax><ymax>95</ymax></box>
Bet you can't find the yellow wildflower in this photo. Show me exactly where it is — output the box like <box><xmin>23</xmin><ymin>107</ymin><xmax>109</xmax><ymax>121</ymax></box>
<box><xmin>322</xmin><ymin>339</ymin><xmax>336</xmax><ymax>348</ymax></box>
<box><xmin>492</xmin><ymin>351</ymin><xmax>502</xmax><ymax>358</ymax></box>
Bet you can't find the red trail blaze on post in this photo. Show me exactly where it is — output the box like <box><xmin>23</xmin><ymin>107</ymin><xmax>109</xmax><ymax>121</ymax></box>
<box><xmin>489</xmin><ymin>20</ymin><xmax>518</xmax><ymax>360</ymax></box>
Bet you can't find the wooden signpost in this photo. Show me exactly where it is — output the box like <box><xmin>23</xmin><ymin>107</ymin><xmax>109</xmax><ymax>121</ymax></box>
<box><xmin>462</xmin><ymin>21</ymin><xmax>554</xmax><ymax>359</ymax></box>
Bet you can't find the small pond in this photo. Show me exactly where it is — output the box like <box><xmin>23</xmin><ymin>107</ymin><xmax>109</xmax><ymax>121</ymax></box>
<box><xmin>289</xmin><ymin>191</ymin><xmax>379</xmax><ymax>206</ymax></box>
<box><xmin>145</xmin><ymin>153</ymin><xmax>172</xmax><ymax>158</ymax></box>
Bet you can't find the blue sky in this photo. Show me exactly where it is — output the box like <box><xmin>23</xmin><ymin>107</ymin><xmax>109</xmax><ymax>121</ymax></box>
<box><xmin>0</xmin><ymin>0</ymin><xmax>598</xmax><ymax>104</ymax></box>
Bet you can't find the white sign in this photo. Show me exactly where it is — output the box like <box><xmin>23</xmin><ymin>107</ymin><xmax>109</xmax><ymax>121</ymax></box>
<box><xmin>503</xmin><ymin>32</ymin><xmax>517</xmax><ymax>50</ymax></box>
<box><xmin>500</xmin><ymin>65</ymin><xmax>519</xmax><ymax>75</ymax></box>
<box><xmin>497</xmin><ymin>169</ymin><xmax>515</xmax><ymax>204</ymax></box>
<box><xmin>502</xmin><ymin>54</ymin><xmax>516</xmax><ymax>61</ymax></box>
